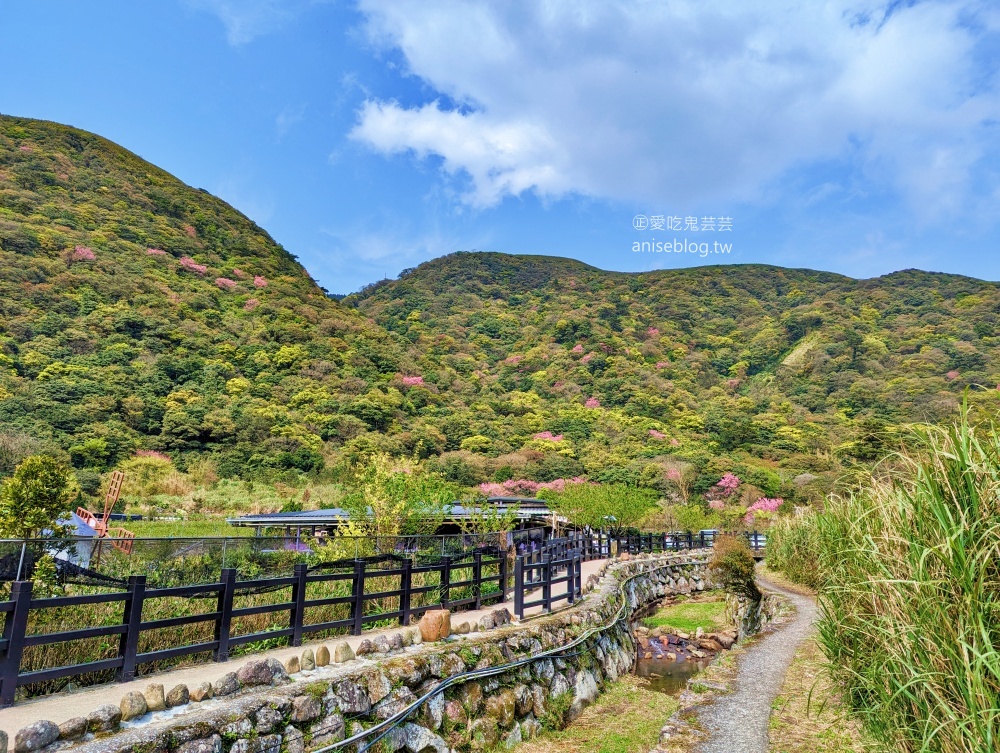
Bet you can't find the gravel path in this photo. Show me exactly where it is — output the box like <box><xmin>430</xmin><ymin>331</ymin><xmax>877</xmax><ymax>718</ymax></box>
<box><xmin>694</xmin><ymin>577</ymin><xmax>817</xmax><ymax>753</ymax></box>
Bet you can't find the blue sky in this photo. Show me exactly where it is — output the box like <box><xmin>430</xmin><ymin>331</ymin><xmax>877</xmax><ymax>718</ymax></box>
<box><xmin>3</xmin><ymin>1</ymin><xmax>1000</xmax><ymax>293</ymax></box>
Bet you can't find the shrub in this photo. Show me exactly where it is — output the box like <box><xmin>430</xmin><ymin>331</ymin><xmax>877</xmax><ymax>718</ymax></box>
<box><xmin>709</xmin><ymin>534</ymin><xmax>760</xmax><ymax>600</ymax></box>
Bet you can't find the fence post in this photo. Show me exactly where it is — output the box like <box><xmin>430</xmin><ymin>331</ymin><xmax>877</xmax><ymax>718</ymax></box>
<box><xmin>117</xmin><ymin>575</ymin><xmax>146</xmax><ymax>682</ymax></box>
<box><xmin>0</xmin><ymin>581</ymin><xmax>32</xmax><ymax>707</ymax></box>
<box><xmin>214</xmin><ymin>568</ymin><xmax>237</xmax><ymax>662</ymax></box>
<box><xmin>499</xmin><ymin>551</ymin><xmax>509</xmax><ymax>602</ymax></box>
<box><xmin>513</xmin><ymin>556</ymin><xmax>524</xmax><ymax>620</ymax></box>
<box><xmin>399</xmin><ymin>558</ymin><xmax>413</xmax><ymax>627</ymax></box>
<box><xmin>290</xmin><ymin>563</ymin><xmax>308</xmax><ymax>647</ymax></box>
<box><xmin>472</xmin><ymin>551</ymin><xmax>483</xmax><ymax>611</ymax></box>
<box><xmin>351</xmin><ymin>559</ymin><xmax>366</xmax><ymax>636</ymax></box>
<box><xmin>576</xmin><ymin>553</ymin><xmax>583</xmax><ymax>599</ymax></box>
<box><xmin>567</xmin><ymin>554</ymin><xmax>576</xmax><ymax>605</ymax></box>
<box><xmin>439</xmin><ymin>556</ymin><xmax>452</xmax><ymax>610</ymax></box>
<box><xmin>542</xmin><ymin>556</ymin><xmax>552</xmax><ymax>612</ymax></box>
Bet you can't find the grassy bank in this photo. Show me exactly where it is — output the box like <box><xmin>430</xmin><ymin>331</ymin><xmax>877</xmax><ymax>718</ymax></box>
<box><xmin>766</xmin><ymin>415</ymin><xmax>1000</xmax><ymax>752</ymax></box>
<box><xmin>641</xmin><ymin>594</ymin><xmax>727</xmax><ymax>633</ymax></box>
<box><xmin>516</xmin><ymin>674</ymin><xmax>679</xmax><ymax>753</ymax></box>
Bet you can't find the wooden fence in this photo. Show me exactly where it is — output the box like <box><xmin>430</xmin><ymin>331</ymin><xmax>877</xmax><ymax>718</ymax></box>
<box><xmin>0</xmin><ymin>547</ymin><xmax>506</xmax><ymax>707</ymax></box>
<box><xmin>0</xmin><ymin>529</ymin><xmax>767</xmax><ymax>706</ymax></box>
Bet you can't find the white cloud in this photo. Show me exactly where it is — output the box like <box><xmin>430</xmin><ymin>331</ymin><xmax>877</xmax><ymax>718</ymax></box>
<box><xmin>275</xmin><ymin>104</ymin><xmax>307</xmax><ymax>137</ymax></box>
<box><xmin>350</xmin><ymin>0</ymin><xmax>1000</xmax><ymax>218</ymax></box>
<box><xmin>186</xmin><ymin>0</ymin><xmax>329</xmax><ymax>45</ymax></box>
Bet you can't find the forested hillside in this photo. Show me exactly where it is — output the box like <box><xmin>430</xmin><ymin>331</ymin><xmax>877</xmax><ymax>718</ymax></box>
<box><xmin>0</xmin><ymin>114</ymin><xmax>418</xmax><ymax>485</ymax></box>
<box><xmin>350</xmin><ymin>252</ymin><xmax>1000</xmax><ymax>502</ymax></box>
<box><xmin>3</xmin><ymin>114</ymin><xmax>1000</xmax><ymax>511</ymax></box>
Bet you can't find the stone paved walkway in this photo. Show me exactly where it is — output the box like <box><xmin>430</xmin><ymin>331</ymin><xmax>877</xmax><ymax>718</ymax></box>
<box><xmin>0</xmin><ymin>558</ymin><xmax>608</xmax><ymax>742</ymax></box>
<box><xmin>693</xmin><ymin>576</ymin><xmax>817</xmax><ymax>753</ymax></box>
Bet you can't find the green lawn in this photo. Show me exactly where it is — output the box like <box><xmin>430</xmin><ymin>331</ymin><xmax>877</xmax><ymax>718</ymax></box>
<box><xmin>641</xmin><ymin>597</ymin><xmax>728</xmax><ymax>633</ymax></box>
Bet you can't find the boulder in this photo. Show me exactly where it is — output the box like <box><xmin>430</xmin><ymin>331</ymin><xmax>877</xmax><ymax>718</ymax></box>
<box><xmin>407</xmin><ymin>626</ymin><xmax>423</xmax><ymax>645</ymax></box>
<box><xmin>144</xmin><ymin>683</ymin><xmax>166</xmax><ymax>711</ymax></box>
<box><xmin>301</xmin><ymin>648</ymin><xmax>316</xmax><ymax>670</ymax></box>
<box><xmin>15</xmin><ymin>721</ymin><xmax>59</xmax><ymax>752</ymax></box>
<box><xmin>316</xmin><ymin>644</ymin><xmax>331</xmax><ymax>666</ymax></box>
<box><xmin>454</xmin><ymin>620</ymin><xmax>471</xmax><ymax>635</ymax></box>
<box><xmin>237</xmin><ymin>659</ymin><xmax>273</xmax><ymax>687</ymax></box>
<box><xmin>284</xmin><ymin>726</ymin><xmax>305</xmax><ymax>753</ymax></box>
<box><xmin>402</xmin><ymin>722</ymin><xmax>449</xmax><ymax>753</ymax></box>
<box><xmin>120</xmin><ymin>690</ymin><xmax>148</xmax><ymax>721</ymax></box>
<box><xmin>389</xmin><ymin>632</ymin><xmax>405</xmax><ymax>652</ymax></box>
<box><xmin>190</xmin><ymin>682</ymin><xmax>213</xmax><ymax>702</ymax></box>
<box><xmin>356</xmin><ymin>638</ymin><xmax>375</xmax><ymax>656</ymax></box>
<box><xmin>715</xmin><ymin>633</ymin><xmax>736</xmax><ymax>649</ymax></box>
<box><xmin>266</xmin><ymin>657</ymin><xmax>289</xmax><ymax>683</ymax></box>
<box><xmin>419</xmin><ymin>609</ymin><xmax>451</xmax><ymax>642</ymax></box>
<box><xmin>290</xmin><ymin>694</ymin><xmax>322</xmax><ymax>723</ymax></box>
<box><xmin>492</xmin><ymin>608</ymin><xmax>512</xmax><ymax>626</ymax></box>
<box><xmin>87</xmin><ymin>704</ymin><xmax>122</xmax><ymax>733</ymax></box>
<box><xmin>373</xmin><ymin>687</ymin><xmax>417</xmax><ymax>721</ymax></box>
<box><xmin>469</xmin><ymin>718</ymin><xmax>499</xmax><ymax>749</ymax></box>
<box><xmin>57</xmin><ymin>717</ymin><xmax>87</xmax><ymax>741</ymax></box>
<box><xmin>484</xmin><ymin>688</ymin><xmax>516</xmax><ymax>728</ymax></box>
<box><xmin>255</xmin><ymin>705</ymin><xmax>284</xmax><ymax>734</ymax></box>
<box><xmin>333</xmin><ymin>641</ymin><xmax>355</xmax><ymax>663</ymax></box>
<box><xmin>333</xmin><ymin>680</ymin><xmax>371</xmax><ymax>715</ymax></box>
<box><xmin>478</xmin><ymin>613</ymin><xmax>495</xmax><ymax>632</ymax></box>
<box><xmin>443</xmin><ymin>699</ymin><xmax>468</xmax><ymax>725</ymax></box>
<box><xmin>503</xmin><ymin>724</ymin><xmax>522</xmax><ymax>748</ymax></box>
<box><xmin>520</xmin><ymin>717</ymin><xmax>542</xmax><ymax>740</ymax></box>
<box><xmin>284</xmin><ymin>655</ymin><xmax>300</xmax><ymax>675</ymax></box>
<box><xmin>165</xmin><ymin>684</ymin><xmax>190</xmax><ymax>708</ymax></box>
<box><xmin>213</xmin><ymin>672</ymin><xmax>239</xmax><ymax>696</ymax></box>
<box><xmin>373</xmin><ymin>635</ymin><xmax>391</xmax><ymax>654</ymax></box>
<box><xmin>174</xmin><ymin>735</ymin><xmax>222</xmax><ymax>753</ymax></box>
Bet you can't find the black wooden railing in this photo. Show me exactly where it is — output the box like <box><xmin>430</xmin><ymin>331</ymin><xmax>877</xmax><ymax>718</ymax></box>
<box><xmin>0</xmin><ymin>546</ymin><xmax>507</xmax><ymax>707</ymax></box>
<box><xmin>0</xmin><ymin>529</ymin><xmax>767</xmax><ymax>706</ymax></box>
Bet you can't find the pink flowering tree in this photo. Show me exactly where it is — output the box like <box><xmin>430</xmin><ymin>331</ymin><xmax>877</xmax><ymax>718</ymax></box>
<box><xmin>648</xmin><ymin>429</ymin><xmax>666</xmax><ymax>440</ymax></box>
<box><xmin>135</xmin><ymin>450</ymin><xmax>171</xmax><ymax>462</ymax></box>
<box><xmin>478</xmin><ymin>477</ymin><xmax>587</xmax><ymax>498</ymax></box>
<box><xmin>179</xmin><ymin>256</ymin><xmax>208</xmax><ymax>275</ymax></box>
<box><xmin>647</xmin><ymin>327</ymin><xmax>660</xmax><ymax>337</ymax></box>
<box><xmin>745</xmin><ymin>497</ymin><xmax>784</xmax><ymax>526</ymax></box>
<box><xmin>146</xmin><ymin>248</ymin><xmax>167</xmax><ymax>256</ymax></box>
<box><xmin>585</xmin><ymin>397</ymin><xmax>601</xmax><ymax>408</ymax></box>
<box><xmin>655</xmin><ymin>361</ymin><xmax>669</xmax><ymax>369</ymax></box>
<box><xmin>254</xmin><ymin>275</ymin><xmax>268</xmax><ymax>288</ymax></box>
<box><xmin>532</xmin><ymin>431</ymin><xmax>564</xmax><ymax>442</ymax></box>
<box><xmin>401</xmin><ymin>375</ymin><xmax>425</xmax><ymax>386</ymax></box>
<box><xmin>183</xmin><ymin>225</ymin><xmax>197</xmax><ymax>238</ymax></box>
<box><xmin>215</xmin><ymin>277</ymin><xmax>237</xmax><ymax>290</ymax></box>
<box><xmin>244</xmin><ymin>298</ymin><xmax>260</xmax><ymax>311</ymax></box>
<box><xmin>72</xmin><ymin>245</ymin><xmax>95</xmax><ymax>261</ymax></box>
<box><xmin>232</xmin><ymin>268</ymin><xmax>247</xmax><ymax>278</ymax></box>
<box><xmin>572</xmin><ymin>344</ymin><xmax>584</xmax><ymax>353</ymax></box>
<box><xmin>581</xmin><ymin>352</ymin><xmax>594</xmax><ymax>364</ymax></box>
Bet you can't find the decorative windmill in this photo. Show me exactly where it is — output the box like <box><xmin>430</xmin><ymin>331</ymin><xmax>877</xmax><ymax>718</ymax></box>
<box><xmin>75</xmin><ymin>470</ymin><xmax>136</xmax><ymax>554</ymax></box>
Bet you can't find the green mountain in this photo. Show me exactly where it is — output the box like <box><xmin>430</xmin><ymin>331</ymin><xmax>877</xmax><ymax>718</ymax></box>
<box><xmin>0</xmin><ymin>114</ymin><xmax>417</xmax><ymax>479</ymax></box>
<box><xmin>349</xmin><ymin>252</ymin><xmax>1000</xmax><ymax>497</ymax></box>
<box><xmin>3</xmin><ymin>113</ymin><xmax>1000</xmax><ymax>507</ymax></box>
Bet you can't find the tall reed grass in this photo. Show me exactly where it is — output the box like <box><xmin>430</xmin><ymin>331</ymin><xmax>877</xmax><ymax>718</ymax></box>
<box><xmin>768</xmin><ymin>415</ymin><xmax>1000</xmax><ymax>752</ymax></box>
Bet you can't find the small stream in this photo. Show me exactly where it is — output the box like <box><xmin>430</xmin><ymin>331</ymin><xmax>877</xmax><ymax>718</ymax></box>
<box><xmin>634</xmin><ymin>654</ymin><xmax>712</xmax><ymax>694</ymax></box>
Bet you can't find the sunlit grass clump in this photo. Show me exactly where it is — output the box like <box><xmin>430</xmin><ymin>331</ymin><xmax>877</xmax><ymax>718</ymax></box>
<box><xmin>771</xmin><ymin>413</ymin><xmax>1000</xmax><ymax>752</ymax></box>
<box><xmin>641</xmin><ymin>598</ymin><xmax>727</xmax><ymax>633</ymax></box>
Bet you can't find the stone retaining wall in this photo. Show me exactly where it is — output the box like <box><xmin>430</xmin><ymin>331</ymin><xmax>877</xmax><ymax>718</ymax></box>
<box><xmin>26</xmin><ymin>553</ymin><xmax>711</xmax><ymax>753</ymax></box>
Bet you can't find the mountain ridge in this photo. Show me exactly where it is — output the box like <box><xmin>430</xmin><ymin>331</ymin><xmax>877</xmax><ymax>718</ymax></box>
<box><xmin>3</xmin><ymin>113</ymin><xmax>1000</xmax><ymax>509</ymax></box>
